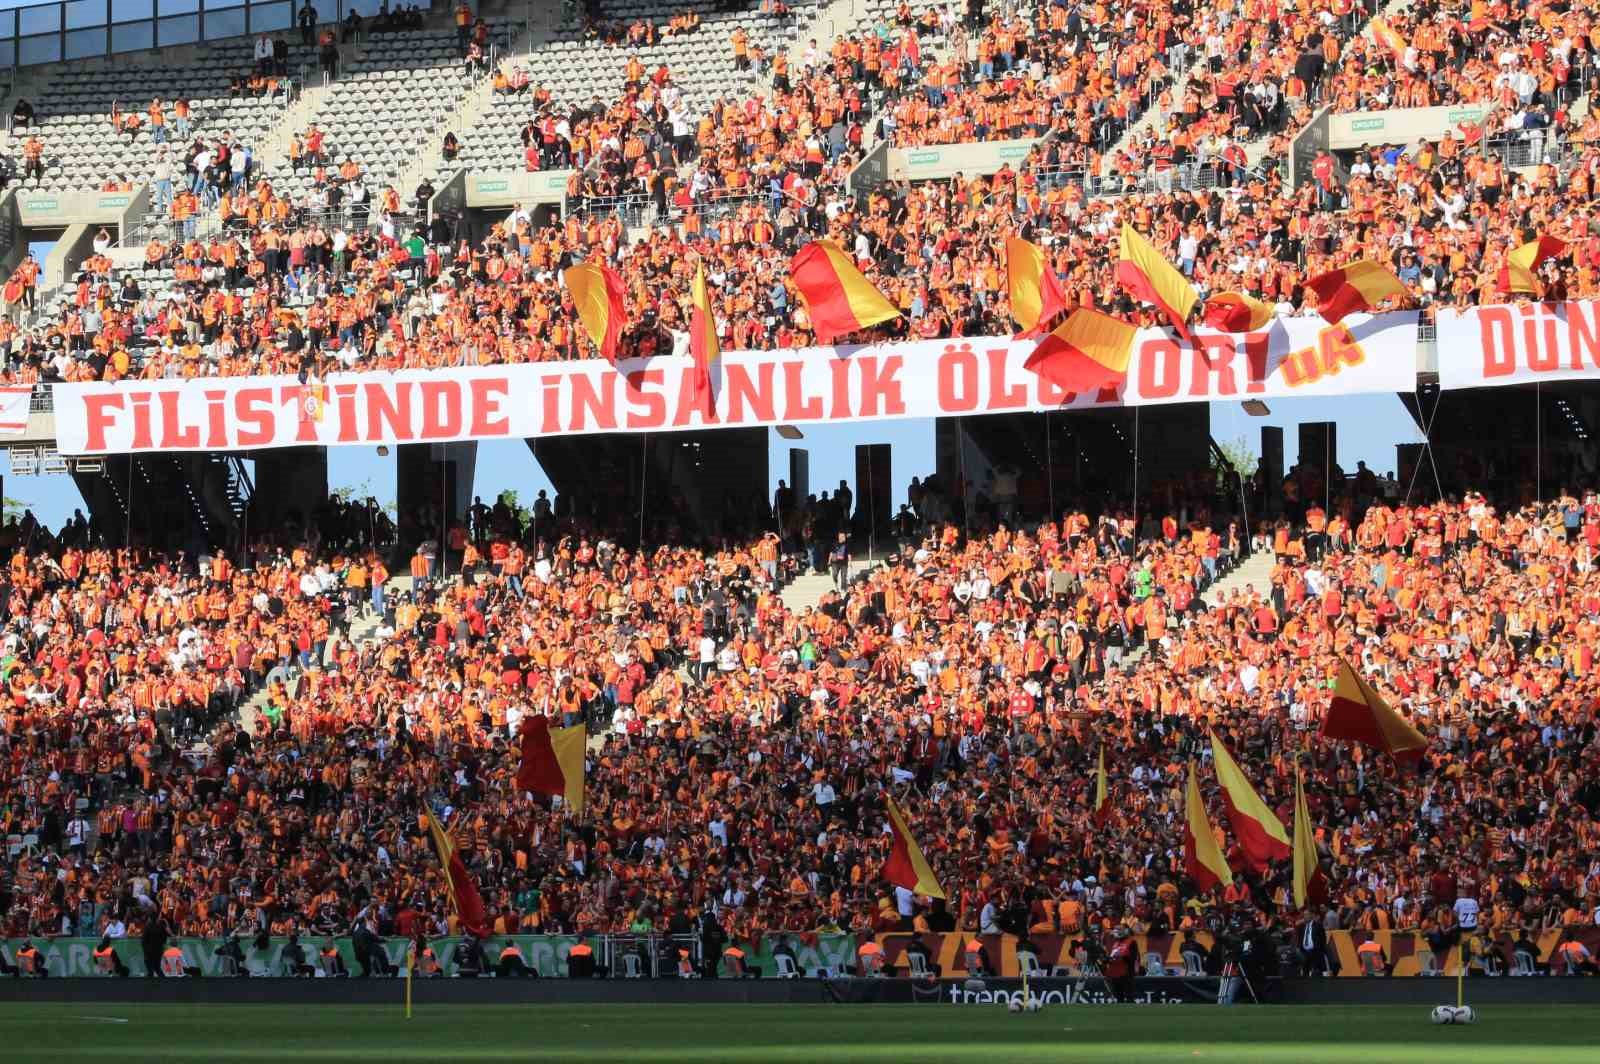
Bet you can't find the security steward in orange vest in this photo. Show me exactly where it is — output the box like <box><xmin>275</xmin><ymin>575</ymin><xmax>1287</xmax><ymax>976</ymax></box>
<box><xmin>415</xmin><ymin>945</ymin><xmax>442</xmax><ymax>978</ymax></box>
<box><xmin>567</xmin><ymin>940</ymin><xmax>598</xmax><ymax>979</ymax></box>
<box><xmin>95</xmin><ymin>935</ymin><xmax>130</xmax><ymax>977</ymax></box>
<box><xmin>10</xmin><ymin>941</ymin><xmax>44</xmax><ymax>977</ymax></box>
<box><xmin>497</xmin><ymin>941</ymin><xmax>536</xmax><ymax>978</ymax></box>
<box><xmin>320</xmin><ymin>939</ymin><xmax>349</xmax><ymax>977</ymax></box>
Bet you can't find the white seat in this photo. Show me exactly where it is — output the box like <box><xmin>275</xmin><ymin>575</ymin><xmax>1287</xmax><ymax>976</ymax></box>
<box><xmin>773</xmin><ymin>954</ymin><xmax>799</xmax><ymax>980</ymax></box>
<box><xmin>1512</xmin><ymin>949</ymin><xmax>1539</xmax><ymax>976</ymax></box>
<box><xmin>620</xmin><ymin>952</ymin><xmax>644</xmax><ymax>979</ymax></box>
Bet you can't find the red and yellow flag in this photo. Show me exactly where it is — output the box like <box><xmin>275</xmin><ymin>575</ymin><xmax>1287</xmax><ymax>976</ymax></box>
<box><xmin>1305</xmin><ymin>260</ymin><xmax>1407</xmax><ymax>324</ymax></box>
<box><xmin>1024</xmin><ymin>307</ymin><xmax>1136</xmax><ymax>394</ymax></box>
<box><xmin>1117</xmin><ymin>223</ymin><xmax>1197</xmax><ymax>339</ymax></box>
<box><xmin>1498</xmin><ymin>235</ymin><xmax>1566</xmax><ymax>294</ymax></box>
<box><xmin>1203</xmin><ymin>291</ymin><xmax>1275</xmax><ymax>333</ymax></box>
<box><xmin>882</xmin><ymin>794</ymin><xmax>945</xmax><ymax>899</ymax></box>
<box><xmin>1091</xmin><ymin>746</ymin><xmax>1109</xmax><ymax>825</ymax></box>
<box><xmin>688</xmin><ymin>263</ymin><xmax>720</xmax><ymax>409</ymax></box>
<box><xmin>517</xmin><ymin>715</ymin><xmax>587</xmax><ymax>814</ymax></box>
<box><xmin>1321</xmin><ymin>658</ymin><xmax>1427</xmax><ymax>763</ymax></box>
<box><xmin>297</xmin><ymin>382</ymin><xmax>327</xmax><ymax>425</ymax></box>
<box><xmin>1006</xmin><ymin>236</ymin><xmax>1070</xmax><ymax>337</ymax></box>
<box><xmin>790</xmin><ymin>239</ymin><xmax>901</xmax><ymax>345</ymax></box>
<box><xmin>426</xmin><ymin>807</ymin><xmax>488</xmax><ymax>936</ymax></box>
<box><xmin>1371</xmin><ymin>17</ymin><xmax>1408</xmax><ymax>60</ymax></box>
<box><xmin>564</xmin><ymin>262</ymin><xmax>627</xmax><ymax>361</ymax></box>
<box><xmin>1208</xmin><ymin>730</ymin><xmax>1291</xmax><ymax>872</ymax></box>
<box><xmin>1183</xmin><ymin>762</ymin><xmax>1233</xmax><ymax>892</ymax></box>
<box><xmin>1293</xmin><ymin>766</ymin><xmax>1329</xmax><ymax>908</ymax></box>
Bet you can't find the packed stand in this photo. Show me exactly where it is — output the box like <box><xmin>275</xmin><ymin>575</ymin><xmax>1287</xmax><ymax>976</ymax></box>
<box><xmin>4</xmin><ymin>454</ymin><xmax>1600</xmax><ymax>980</ymax></box>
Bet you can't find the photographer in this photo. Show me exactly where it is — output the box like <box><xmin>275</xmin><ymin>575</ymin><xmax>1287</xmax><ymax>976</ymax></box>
<box><xmin>1103</xmin><ymin>928</ymin><xmax>1138</xmax><ymax>1003</ymax></box>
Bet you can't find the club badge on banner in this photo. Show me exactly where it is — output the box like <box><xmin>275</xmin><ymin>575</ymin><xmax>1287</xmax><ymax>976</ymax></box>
<box><xmin>1435</xmin><ymin>301</ymin><xmax>1600</xmax><ymax>390</ymax></box>
<box><xmin>50</xmin><ymin>313</ymin><xmax>1420</xmax><ymax>455</ymax></box>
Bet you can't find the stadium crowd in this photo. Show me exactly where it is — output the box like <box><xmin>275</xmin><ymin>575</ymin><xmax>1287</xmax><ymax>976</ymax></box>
<box><xmin>3</xmin><ymin>456</ymin><xmax>1600</xmax><ymax>974</ymax></box>
<box><xmin>1</xmin><ymin>0</ymin><xmax>1599</xmax><ymax>978</ymax></box>
<box><xmin>0</xmin><ymin>0</ymin><xmax>1596</xmax><ymax>384</ymax></box>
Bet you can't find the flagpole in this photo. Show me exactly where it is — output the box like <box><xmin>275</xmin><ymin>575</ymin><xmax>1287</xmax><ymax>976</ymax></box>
<box><xmin>1132</xmin><ymin>407</ymin><xmax>1141</xmax><ymax>532</ymax></box>
<box><xmin>638</xmin><ymin>432</ymin><xmax>648</xmax><ymax>550</ymax></box>
<box><xmin>958</xmin><ymin>417</ymin><xmax>971</xmax><ymax>542</ymax></box>
<box><xmin>1456</xmin><ymin>939</ymin><xmax>1465</xmax><ymax>1010</ymax></box>
<box><xmin>1535</xmin><ymin>382</ymin><xmax>1542</xmax><ymax>502</ymax></box>
<box><xmin>405</xmin><ymin>941</ymin><xmax>414</xmax><ymax>1020</ymax></box>
<box><xmin>1044</xmin><ymin>412</ymin><xmax>1055</xmax><ymax>521</ymax></box>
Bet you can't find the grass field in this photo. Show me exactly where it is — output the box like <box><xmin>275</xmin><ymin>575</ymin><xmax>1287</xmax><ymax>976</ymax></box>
<box><xmin>2</xmin><ymin>1003</ymin><xmax>1597</xmax><ymax>1063</ymax></box>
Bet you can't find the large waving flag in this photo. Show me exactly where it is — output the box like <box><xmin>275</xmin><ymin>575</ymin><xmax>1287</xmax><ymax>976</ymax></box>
<box><xmin>1321</xmin><ymin>658</ymin><xmax>1427</xmax><ymax>763</ymax></box>
<box><xmin>1371</xmin><ymin>17</ymin><xmax>1409</xmax><ymax>60</ymax></box>
<box><xmin>1006</xmin><ymin>236</ymin><xmax>1070</xmax><ymax>337</ymax></box>
<box><xmin>1498</xmin><ymin>235</ymin><xmax>1566</xmax><ymax>294</ymax></box>
<box><xmin>564</xmin><ymin>262</ymin><xmax>627</xmax><ymax>361</ymax></box>
<box><xmin>1024</xmin><ymin>307</ymin><xmax>1136</xmax><ymax>394</ymax></box>
<box><xmin>688</xmin><ymin>263</ymin><xmax>720</xmax><ymax>409</ymax></box>
<box><xmin>1293</xmin><ymin>766</ymin><xmax>1329</xmax><ymax>908</ymax></box>
<box><xmin>426</xmin><ymin>806</ymin><xmax>488</xmax><ymax>936</ymax></box>
<box><xmin>1183</xmin><ymin>763</ymin><xmax>1233</xmax><ymax>892</ymax></box>
<box><xmin>1305</xmin><ymin>260</ymin><xmax>1407</xmax><ymax>324</ymax></box>
<box><xmin>1091</xmin><ymin>746</ymin><xmax>1110</xmax><ymax>825</ymax></box>
<box><xmin>790</xmin><ymin>239</ymin><xmax>901</xmax><ymax>344</ymax></box>
<box><xmin>1203</xmin><ymin>291</ymin><xmax>1275</xmax><ymax>333</ymax></box>
<box><xmin>882</xmin><ymin>794</ymin><xmax>946</xmax><ymax>899</ymax></box>
<box><xmin>1208</xmin><ymin>730</ymin><xmax>1291</xmax><ymax>872</ymax></box>
<box><xmin>517</xmin><ymin>715</ymin><xmax>587</xmax><ymax>814</ymax></box>
<box><xmin>1117</xmin><ymin>223</ymin><xmax>1197</xmax><ymax>339</ymax></box>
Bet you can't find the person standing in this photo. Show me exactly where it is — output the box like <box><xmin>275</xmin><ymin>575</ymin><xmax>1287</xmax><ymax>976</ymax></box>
<box><xmin>141</xmin><ymin>914</ymin><xmax>169</xmax><ymax>977</ymax></box>
<box><xmin>1296</xmin><ymin>911</ymin><xmax>1330</xmax><ymax>976</ymax></box>
<box><xmin>828</xmin><ymin>532</ymin><xmax>850</xmax><ymax>593</ymax></box>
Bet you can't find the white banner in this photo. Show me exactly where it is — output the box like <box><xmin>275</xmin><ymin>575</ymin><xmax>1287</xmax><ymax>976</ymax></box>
<box><xmin>51</xmin><ymin>314</ymin><xmax>1420</xmax><ymax>455</ymax></box>
<box><xmin>0</xmin><ymin>386</ymin><xmax>31</xmax><ymax>437</ymax></box>
<box><xmin>1436</xmin><ymin>302</ymin><xmax>1600</xmax><ymax>390</ymax></box>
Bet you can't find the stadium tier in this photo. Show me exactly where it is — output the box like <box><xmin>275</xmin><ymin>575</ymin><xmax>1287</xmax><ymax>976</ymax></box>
<box><xmin>2</xmin><ymin>0</ymin><xmax>1600</xmax><ymax>1004</ymax></box>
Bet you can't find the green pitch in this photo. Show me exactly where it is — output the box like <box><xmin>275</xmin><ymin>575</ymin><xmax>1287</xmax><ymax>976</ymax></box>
<box><xmin>1</xmin><ymin>1003</ymin><xmax>1596</xmax><ymax>1063</ymax></box>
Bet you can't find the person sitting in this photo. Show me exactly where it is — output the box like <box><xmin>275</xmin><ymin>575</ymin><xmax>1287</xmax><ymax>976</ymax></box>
<box><xmin>282</xmin><ymin>934</ymin><xmax>316</xmax><ymax>977</ymax></box>
<box><xmin>496</xmin><ymin>940</ymin><xmax>536</xmax><ymax>978</ymax></box>
<box><xmin>11</xmin><ymin>941</ymin><xmax>45</xmax><ymax>977</ymax></box>
<box><xmin>453</xmin><ymin>933</ymin><xmax>487</xmax><ymax>978</ymax></box>
<box><xmin>11</xmin><ymin>97</ymin><xmax>36</xmax><ymax>128</ymax></box>
<box><xmin>442</xmin><ymin>131</ymin><xmax>460</xmax><ymax>162</ymax></box>
<box><xmin>320</xmin><ymin>939</ymin><xmax>350</xmax><ymax>977</ymax></box>
<box><xmin>94</xmin><ymin>936</ymin><xmax>130</xmax><ymax>977</ymax></box>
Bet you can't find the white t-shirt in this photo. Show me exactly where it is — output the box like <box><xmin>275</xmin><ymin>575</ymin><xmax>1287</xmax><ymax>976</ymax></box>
<box><xmin>1453</xmin><ymin>896</ymin><xmax>1480</xmax><ymax>931</ymax></box>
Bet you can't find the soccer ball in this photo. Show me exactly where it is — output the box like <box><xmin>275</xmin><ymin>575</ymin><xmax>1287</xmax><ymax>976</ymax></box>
<box><xmin>1008</xmin><ymin>998</ymin><xmax>1024</xmax><ymax>1014</ymax></box>
<box><xmin>1431</xmin><ymin>1005</ymin><xmax>1476</xmax><ymax>1025</ymax></box>
<box><xmin>1025</xmin><ymin>995</ymin><xmax>1045</xmax><ymax>1013</ymax></box>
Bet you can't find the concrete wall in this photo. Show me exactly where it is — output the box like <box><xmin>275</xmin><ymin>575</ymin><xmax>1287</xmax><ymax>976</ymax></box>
<box><xmin>463</xmin><ymin>170</ymin><xmax>573</xmax><ymax>209</ymax></box>
<box><xmin>1328</xmin><ymin>104</ymin><xmax>1492</xmax><ymax>150</ymax></box>
<box><xmin>15</xmin><ymin>187</ymin><xmax>146</xmax><ymax>229</ymax></box>
<box><xmin>885</xmin><ymin>138</ymin><xmax>1039</xmax><ymax>182</ymax></box>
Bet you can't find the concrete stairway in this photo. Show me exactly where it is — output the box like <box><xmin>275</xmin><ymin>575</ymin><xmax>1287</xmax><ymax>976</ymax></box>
<box><xmin>1201</xmin><ymin>548</ymin><xmax>1276</xmax><ymax>608</ymax></box>
<box><xmin>237</xmin><ymin>574</ymin><xmax>414</xmax><ymax>736</ymax></box>
<box><xmin>780</xmin><ymin>557</ymin><xmax>879</xmax><ymax>612</ymax></box>
<box><xmin>1101</xmin><ymin>57</ymin><xmax>1197</xmax><ymax>167</ymax></box>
